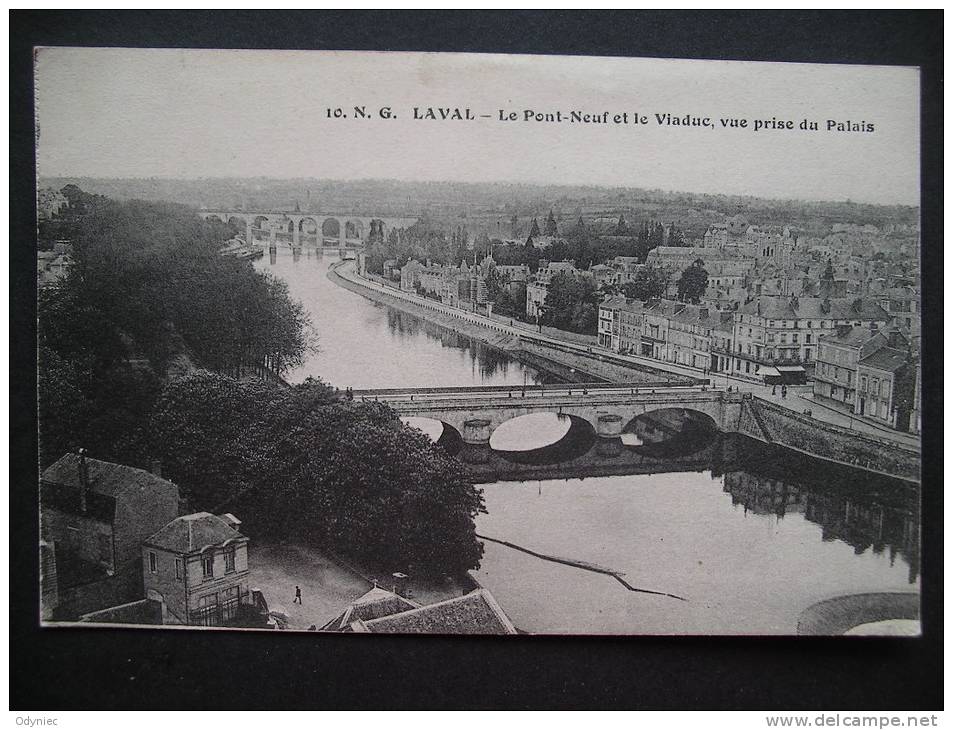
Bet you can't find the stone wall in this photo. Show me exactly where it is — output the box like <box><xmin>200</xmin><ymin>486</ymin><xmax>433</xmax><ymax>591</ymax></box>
<box><xmin>515</xmin><ymin>340</ymin><xmax>698</xmax><ymax>385</ymax></box>
<box><xmin>742</xmin><ymin>398</ymin><xmax>920</xmax><ymax>483</ymax></box>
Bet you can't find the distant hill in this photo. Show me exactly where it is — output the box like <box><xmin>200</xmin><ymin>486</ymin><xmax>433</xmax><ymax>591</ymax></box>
<box><xmin>39</xmin><ymin>177</ymin><xmax>919</xmax><ymax>240</ymax></box>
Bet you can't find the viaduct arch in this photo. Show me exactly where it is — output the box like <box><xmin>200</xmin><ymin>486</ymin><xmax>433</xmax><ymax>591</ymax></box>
<box><xmin>200</xmin><ymin>209</ymin><xmax>418</xmax><ymax>249</ymax></box>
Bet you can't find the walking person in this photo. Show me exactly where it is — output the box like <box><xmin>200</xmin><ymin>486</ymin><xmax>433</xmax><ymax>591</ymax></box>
<box><xmin>772</xmin><ymin>385</ymin><xmax>777</xmax><ymax>396</ymax></box>
<box><xmin>781</xmin><ymin>385</ymin><xmax>788</xmax><ymax>399</ymax></box>
<box><xmin>293</xmin><ymin>585</ymin><xmax>302</xmax><ymax>604</ymax></box>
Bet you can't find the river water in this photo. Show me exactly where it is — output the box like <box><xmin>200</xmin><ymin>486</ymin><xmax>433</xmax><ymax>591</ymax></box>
<box><xmin>257</xmin><ymin>249</ymin><xmax>920</xmax><ymax>635</ymax></box>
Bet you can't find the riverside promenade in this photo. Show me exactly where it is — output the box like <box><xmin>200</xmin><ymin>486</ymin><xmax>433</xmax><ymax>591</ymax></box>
<box><xmin>330</xmin><ymin>260</ymin><xmax>920</xmax><ymax>452</ymax></box>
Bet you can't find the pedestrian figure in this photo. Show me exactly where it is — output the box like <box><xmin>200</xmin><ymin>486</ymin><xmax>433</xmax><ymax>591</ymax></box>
<box><xmin>772</xmin><ymin>385</ymin><xmax>777</xmax><ymax>396</ymax></box>
<box><xmin>294</xmin><ymin>586</ymin><xmax>302</xmax><ymax>604</ymax></box>
<box><xmin>781</xmin><ymin>385</ymin><xmax>788</xmax><ymax>399</ymax></box>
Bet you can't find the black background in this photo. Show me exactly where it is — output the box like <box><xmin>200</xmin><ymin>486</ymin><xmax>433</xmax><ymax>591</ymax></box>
<box><xmin>9</xmin><ymin>10</ymin><xmax>943</xmax><ymax>710</ymax></box>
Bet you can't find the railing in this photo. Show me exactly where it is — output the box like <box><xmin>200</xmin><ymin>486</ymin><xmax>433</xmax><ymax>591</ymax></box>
<box><xmin>189</xmin><ymin>590</ymin><xmax>250</xmax><ymax>627</ymax></box>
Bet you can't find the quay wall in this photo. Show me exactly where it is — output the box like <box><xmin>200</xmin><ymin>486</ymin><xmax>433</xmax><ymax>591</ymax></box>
<box><xmin>742</xmin><ymin>398</ymin><xmax>920</xmax><ymax>484</ymax></box>
<box><xmin>328</xmin><ymin>263</ymin><xmax>694</xmax><ymax>385</ymax></box>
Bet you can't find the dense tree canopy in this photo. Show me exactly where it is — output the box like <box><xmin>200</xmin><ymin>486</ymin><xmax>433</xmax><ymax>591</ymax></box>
<box><xmin>676</xmin><ymin>259</ymin><xmax>709</xmax><ymax>304</ymax></box>
<box><xmin>37</xmin><ymin>189</ymin><xmax>314</xmax><ymax>466</ymax></box>
<box><xmin>620</xmin><ymin>267</ymin><xmax>669</xmax><ymax>301</ymax></box>
<box><xmin>148</xmin><ymin>372</ymin><xmax>486</xmax><ymax>577</ymax></box>
<box><xmin>541</xmin><ymin>272</ymin><xmax>600</xmax><ymax>334</ymax></box>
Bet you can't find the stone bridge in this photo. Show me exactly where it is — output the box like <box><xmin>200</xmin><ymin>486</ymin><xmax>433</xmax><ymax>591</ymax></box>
<box><xmin>200</xmin><ymin>209</ymin><xmax>418</xmax><ymax>249</ymax></box>
<box><xmin>356</xmin><ymin>384</ymin><xmax>744</xmax><ymax>446</ymax></box>
<box><xmin>356</xmin><ymin>384</ymin><xmax>921</xmax><ymax>484</ymax></box>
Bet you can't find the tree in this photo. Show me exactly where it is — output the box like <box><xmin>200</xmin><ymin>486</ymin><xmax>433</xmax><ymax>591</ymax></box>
<box><xmin>541</xmin><ymin>272</ymin><xmax>600</xmax><ymax>334</ymax></box>
<box><xmin>545</xmin><ymin>209</ymin><xmax>558</xmax><ymax>237</ymax></box>
<box><xmin>147</xmin><ymin>372</ymin><xmax>486</xmax><ymax>577</ymax></box>
<box><xmin>614</xmin><ymin>213</ymin><xmax>629</xmax><ymax>236</ymax></box>
<box><xmin>668</xmin><ymin>225</ymin><xmax>686</xmax><ymax>247</ymax></box>
<box><xmin>37</xmin><ymin>188</ymin><xmax>316</xmax><ymax>465</ymax></box>
<box><xmin>528</xmin><ymin>217</ymin><xmax>541</xmax><ymax>240</ymax></box>
<box><xmin>622</xmin><ymin>267</ymin><xmax>668</xmax><ymax>301</ymax></box>
<box><xmin>677</xmin><ymin>259</ymin><xmax>709</xmax><ymax>303</ymax></box>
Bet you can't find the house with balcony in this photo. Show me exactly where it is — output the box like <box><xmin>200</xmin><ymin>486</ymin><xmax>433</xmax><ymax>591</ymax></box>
<box><xmin>142</xmin><ymin>512</ymin><xmax>252</xmax><ymax>626</ymax></box>
<box><xmin>731</xmin><ymin>296</ymin><xmax>890</xmax><ymax>384</ymax></box>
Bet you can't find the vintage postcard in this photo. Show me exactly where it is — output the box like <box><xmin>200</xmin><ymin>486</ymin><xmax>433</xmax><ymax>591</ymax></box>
<box><xmin>35</xmin><ymin>48</ymin><xmax>921</xmax><ymax>636</ymax></box>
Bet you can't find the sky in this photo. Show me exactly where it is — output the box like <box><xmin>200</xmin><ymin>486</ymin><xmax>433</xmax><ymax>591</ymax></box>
<box><xmin>35</xmin><ymin>48</ymin><xmax>921</xmax><ymax>205</ymax></box>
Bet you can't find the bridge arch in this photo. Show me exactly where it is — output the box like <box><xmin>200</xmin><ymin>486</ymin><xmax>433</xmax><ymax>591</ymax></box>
<box><xmin>322</xmin><ymin>217</ymin><xmax>341</xmax><ymax>240</ymax></box>
<box><xmin>298</xmin><ymin>215</ymin><xmax>318</xmax><ymax>238</ymax></box>
<box><xmin>489</xmin><ymin>412</ymin><xmax>595</xmax><ymax>465</ymax></box>
<box><xmin>206</xmin><ymin>214</ymin><xmax>224</xmax><ymax>223</ymax></box>
<box><xmin>622</xmin><ymin>407</ymin><xmax>720</xmax><ymax>453</ymax></box>
<box><xmin>401</xmin><ymin>416</ymin><xmax>463</xmax><ymax>455</ymax></box>
<box><xmin>345</xmin><ymin>220</ymin><xmax>364</xmax><ymax>240</ymax></box>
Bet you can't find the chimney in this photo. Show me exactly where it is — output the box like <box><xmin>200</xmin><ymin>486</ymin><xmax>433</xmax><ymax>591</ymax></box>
<box><xmin>77</xmin><ymin>447</ymin><xmax>89</xmax><ymax>513</ymax></box>
<box><xmin>150</xmin><ymin>459</ymin><xmax>163</xmax><ymax>479</ymax></box>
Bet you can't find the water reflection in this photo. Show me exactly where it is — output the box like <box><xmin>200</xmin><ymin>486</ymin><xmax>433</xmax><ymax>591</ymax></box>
<box><xmin>255</xmin><ymin>248</ymin><xmax>546</xmax><ymax>388</ymax></box>
<box><xmin>474</xmin><ymin>434</ymin><xmax>919</xmax><ymax>634</ymax></box>
<box><xmin>490</xmin><ymin>413</ymin><xmax>571</xmax><ymax>451</ymax></box>
<box><xmin>402</xmin><ymin>416</ymin><xmax>445</xmax><ymax>442</ymax></box>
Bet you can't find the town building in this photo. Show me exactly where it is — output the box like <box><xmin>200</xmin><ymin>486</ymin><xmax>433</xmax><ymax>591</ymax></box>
<box><xmin>142</xmin><ymin>512</ymin><xmax>252</xmax><ymax>626</ymax></box>
<box><xmin>812</xmin><ymin>324</ymin><xmax>910</xmax><ymax>422</ymax></box>
<box><xmin>668</xmin><ymin>304</ymin><xmax>716</xmax><ymax>370</ymax></box>
<box><xmin>855</xmin><ymin>346</ymin><xmax>916</xmax><ymax>430</ymax></box>
<box><xmin>598</xmin><ymin>296</ymin><xmax>644</xmax><ymax>353</ymax></box>
<box><xmin>40</xmin><ymin>452</ymin><xmax>183</xmax><ymax>619</ymax></box>
<box><xmin>640</xmin><ymin>299</ymin><xmax>685</xmax><ymax>360</ymax></box>
<box><xmin>37</xmin><ymin>242</ymin><xmax>73</xmax><ymax>288</ymax></box>
<box><xmin>525</xmin><ymin>260</ymin><xmax>581</xmax><ymax>319</ymax></box>
<box><xmin>37</xmin><ymin>187</ymin><xmax>69</xmax><ymax>221</ymax></box>
<box><xmin>731</xmin><ymin>296</ymin><xmax>891</xmax><ymax>383</ymax></box>
<box><xmin>400</xmin><ymin>259</ymin><xmax>488</xmax><ymax>309</ymax></box>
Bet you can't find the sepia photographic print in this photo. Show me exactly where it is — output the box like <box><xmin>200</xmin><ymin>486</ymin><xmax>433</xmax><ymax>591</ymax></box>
<box><xmin>32</xmin><ymin>44</ymin><xmax>925</xmax><ymax>642</ymax></box>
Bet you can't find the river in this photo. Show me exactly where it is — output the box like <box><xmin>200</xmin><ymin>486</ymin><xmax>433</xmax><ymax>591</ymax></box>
<box><xmin>257</xmin><ymin>248</ymin><xmax>920</xmax><ymax>635</ymax></box>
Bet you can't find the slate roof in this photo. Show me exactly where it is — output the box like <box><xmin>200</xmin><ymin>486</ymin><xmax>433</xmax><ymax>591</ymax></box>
<box><xmin>351</xmin><ymin>589</ymin><xmax>517</xmax><ymax>635</ymax></box>
<box><xmin>859</xmin><ymin>347</ymin><xmax>910</xmax><ymax>373</ymax></box>
<box><xmin>321</xmin><ymin>586</ymin><xmax>420</xmax><ymax>631</ymax></box>
<box><xmin>41</xmin><ymin>453</ymin><xmax>177</xmax><ymax>500</ymax></box>
<box><xmin>738</xmin><ymin>296</ymin><xmax>889</xmax><ymax>321</ymax></box>
<box><xmin>818</xmin><ymin>326</ymin><xmax>882</xmax><ymax>349</ymax></box>
<box><xmin>144</xmin><ymin>512</ymin><xmax>246</xmax><ymax>555</ymax></box>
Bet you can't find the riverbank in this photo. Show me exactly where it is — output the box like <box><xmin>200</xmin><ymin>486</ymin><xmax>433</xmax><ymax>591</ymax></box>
<box><xmin>328</xmin><ymin>261</ymin><xmax>694</xmax><ymax>385</ymax></box>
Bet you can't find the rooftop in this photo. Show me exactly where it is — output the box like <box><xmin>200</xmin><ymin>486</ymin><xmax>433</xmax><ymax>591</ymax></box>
<box><xmin>41</xmin><ymin>453</ymin><xmax>178</xmax><ymax>501</ymax></box>
<box><xmin>321</xmin><ymin>586</ymin><xmax>420</xmax><ymax>631</ymax></box>
<box><xmin>351</xmin><ymin>589</ymin><xmax>517</xmax><ymax>635</ymax></box>
<box><xmin>145</xmin><ymin>512</ymin><xmax>246</xmax><ymax>555</ymax></box>
<box><xmin>739</xmin><ymin>296</ymin><xmax>889</xmax><ymax>321</ymax></box>
<box><xmin>859</xmin><ymin>347</ymin><xmax>911</xmax><ymax>373</ymax></box>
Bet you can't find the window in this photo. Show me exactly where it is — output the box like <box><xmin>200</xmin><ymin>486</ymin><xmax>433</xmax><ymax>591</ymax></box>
<box><xmin>860</xmin><ymin>376</ymin><xmax>868</xmax><ymax>392</ymax></box>
<box><xmin>175</xmin><ymin>558</ymin><xmax>183</xmax><ymax>581</ymax></box>
<box><xmin>806</xmin><ymin>334</ymin><xmax>812</xmax><ymax>344</ymax></box>
<box><xmin>202</xmin><ymin>552</ymin><xmax>214</xmax><ymax>579</ymax></box>
<box><xmin>792</xmin><ymin>333</ymin><xmax>799</xmax><ymax>344</ymax></box>
<box><xmin>225</xmin><ymin>547</ymin><xmax>236</xmax><ymax>574</ymax></box>
<box><xmin>148</xmin><ymin>551</ymin><xmax>158</xmax><ymax>574</ymax></box>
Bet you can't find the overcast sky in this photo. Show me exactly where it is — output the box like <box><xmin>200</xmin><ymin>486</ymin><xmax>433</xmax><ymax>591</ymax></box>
<box><xmin>35</xmin><ymin>48</ymin><xmax>920</xmax><ymax>205</ymax></box>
